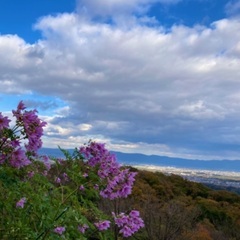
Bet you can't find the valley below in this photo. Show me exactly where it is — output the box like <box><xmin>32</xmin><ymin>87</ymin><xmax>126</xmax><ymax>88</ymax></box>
<box><xmin>134</xmin><ymin>165</ymin><xmax>240</xmax><ymax>193</ymax></box>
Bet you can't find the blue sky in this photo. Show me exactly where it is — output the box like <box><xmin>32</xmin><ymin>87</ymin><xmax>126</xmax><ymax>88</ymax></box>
<box><xmin>0</xmin><ymin>0</ymin><xmax>76</xmax><ymax>42</ymax></box>
<box><xmin>1</xmin><ymin>0</ymin><xmax>240</xmax><ymax>160</ymax></box>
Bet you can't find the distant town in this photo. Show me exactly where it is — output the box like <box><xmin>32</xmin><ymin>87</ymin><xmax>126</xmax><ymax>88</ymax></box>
<box><xmin>135</xmin><ymin>165</ymin><xmax>240</xmax><ymax>194</ymax></box>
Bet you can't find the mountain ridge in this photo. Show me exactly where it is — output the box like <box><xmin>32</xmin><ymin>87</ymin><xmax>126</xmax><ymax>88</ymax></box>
<box><xmin>39</xmin><ymin>148</ymin><xmax>240</xmax><ymax>172</ymax></box>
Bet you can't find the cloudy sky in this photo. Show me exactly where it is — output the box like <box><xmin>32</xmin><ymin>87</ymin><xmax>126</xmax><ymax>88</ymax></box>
<box><xmin>1</xmin><ymin>0</ymin><xmax>240</xmax><ymax>160</ymax></box>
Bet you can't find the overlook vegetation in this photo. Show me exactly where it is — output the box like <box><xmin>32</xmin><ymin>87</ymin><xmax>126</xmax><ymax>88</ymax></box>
<box><xmin>0</xmin><ymin>102</ymin><xmax>144</xmax><ymax>239</ymax></box>
<box><xmin>2</xmin><ymin>160</ymin><xmax>240</xmax><ymax>240</ymax></box>
<box><xmin>118</xmin><ymin>168</ymin><xmax>240</xmax><ymax>240</ymax></box>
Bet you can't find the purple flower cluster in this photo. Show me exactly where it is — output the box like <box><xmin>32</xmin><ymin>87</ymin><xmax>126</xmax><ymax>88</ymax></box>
<box><xmin>79</xmin><ymin>185</ymin><xmax>85</xmax><ymax>191</ymax></box>
<box><xmin>55</xmin><ymin>177</ymin><xmax>61</xmax><ymax>183</ymax></box>
<box><xmin>80</xmin><ymin>142</ymin><xmax>120</xmax><ymax>178</ymax></box>
<box><xmin>94</xmin><ymin>220</ymin><xmax>111</xmax><ymax>231</ymax></box>
<box><xmin>100</xmin><ymin>169</ymin><xmax>137</xmax><ymax>200</ymax></box>
<box><xmin>0</xmin><ymin>101</ymin><xmax>46</xmax><ymax>168</ymax></box>
<box><xmin>9</xmin><ymin>148</ymin><xmax>31</xmax><ymax>168</ymax></box>
<box><xmin>16</xmin><ymin>197</ymin><xmax>27</xmax><ymax>208</ymax></box>
<box><xmin>113</xmin><ymin>210</ymin><xmax>145</xmax><ymax>237</ymax></box>
<box><xmin>79</xmin><ymin>142</ymin><xmax>137</xmax><ymax>199</ymax></box>
<box><xmin>54</xmin><ymin>226</ymin><xmax>66</xmax><ymax>235</ymax></box>
<box><xmin>12</xmin><ymin>101</ymin><xmax>46</xmax><ymax>153</ymax></box>
<box><xmin>0</xmin><ymin>113</ymin><xmax>10</xmax><ymax>130</ymax></box>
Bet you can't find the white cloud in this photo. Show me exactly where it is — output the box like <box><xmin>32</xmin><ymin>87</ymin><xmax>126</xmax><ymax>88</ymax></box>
<box><xmin>78</xmin><ymin>123</ymin><xmax>92</xmax><ymax>131</ymax></box>
<box><xmin>177</xmin><ymin>100</ymin><xmax>226</xmax><ymax>120</ymax></box>
<box><xmin>1</xmin><ymin>12</ymin><xmax>240</xmax><ymax>159</ymax></box>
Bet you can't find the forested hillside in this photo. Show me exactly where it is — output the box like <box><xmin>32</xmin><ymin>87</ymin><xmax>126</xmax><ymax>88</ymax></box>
<box><xmin>100</xmin><ymin>167</ymin><xmax>240</xmax><ymax>240</ymax></box>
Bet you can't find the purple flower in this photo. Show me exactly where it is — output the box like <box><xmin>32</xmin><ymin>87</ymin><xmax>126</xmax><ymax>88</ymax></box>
<box><xmin>16</xmin><ymin>100</ymin><xmax>26</xmax><ymax>111</ymax></box>
<box><xmin>10</xmin><ymin>139</ymin><xmax>20</xmax><ymax>148</ymax></box>
<box><xmin>16</xmin><ymin>197</ymin><xmax>27</xmax><ymax>208</ymax></box>
<box><xmin>79</xmin><ymin>185</ymin><xmax>85</xmax><ymax>191</ymax></box>
<box><xmin>0</xmin><ymin>113</ymin><xmax>10</xmax><ymax>130</ymax></box>
<box><xmin>9</xmin><ymin>148</ymin><xmax>31</xmax><ymax>168</ymax></box>
<box><xmin>12</xmin><ymin>101</ymin><xmax>47</xmax><ymax>153</ymax></box>
<box><xmin>28</xmin><ymin>171</ymin><xmax>35</xmax><ymax>178</ymax></box>
<box><xmin>54</xmin><ymin>226</ymin><xmax>65</xmax><ymax>235</ymax></box>
<box><xmin>113</xmin><ymin>210</ymin><xmax>144</xmax><ymax>237</ymax></box>
<box><xmin>55</xmin><ymin>177</ymin><xmax>61</xmax><ymax>183</ymax></box>
<box><xmin>0</xmin><ymin>101</ymin><xmax>47</xmax><ymax>168</ymax></box>
<box><xmin>100</xmin><ymin>170</ymin><xmax>137</xmax><ymax>200</ymax></box>
<box><xmin>82</xmin><ymin>173</ymin><xmax>88</xmax><ymax>178</ymax></box>
<box><xmin>78</xmin><ymin>224</ymin><xmax>89</xmax><ymax>233</ymax></box>
<box><xmin>120</xmin><ymin>225</ymin><xmax>132</xmax><ymax>237</ymax></box>
<box><xmin>94</xmin><ymin>220</ymin><xmax>111</xmax><ymax>231</ymax></box>
<box><xmin>129</xmin><ymin>210</ymin><xmax>140</xmax><ymax>218</ymax></box>
<box><xmin>62</xmin><ymin>172</ymin><xmax>69</xmax><ymax>181</ymax></box>
<box><xmin>79</xmin><ymin>141</ymin><xmax>137</xmax><ymax>200</ymax></box>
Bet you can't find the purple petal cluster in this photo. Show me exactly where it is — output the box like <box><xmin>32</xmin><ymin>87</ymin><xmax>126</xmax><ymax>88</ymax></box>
<box><xmin>54</xmin><ymin>226</ymin><xmax>66</xmax><ymax>235</ymax></box>
<box><xmin>79</xmin><ymin>142</ymin><xmax>137</xmax><ymax>199</ymax></box>
<box><xmin>113</xmin><ymin>210</ymin><xmax>145</xmax><ymax>237</ymax></box>
<box><xmin>100</xmin><ymin>169</ymin><xmax>137</xmax><ymax>200</ymax></box>
<box><xmin>55</xmin><ymin>177</ymin><xmax>61</xmax><ymax>183</ymax></box>
<box><xmin>79</xmin><ymin>185</ymin><xmax>85</xmax><ymax>191</ymax></box>
<box><xmin>12</xmin><ymin>101</ymin><xmax>47</xmax><ymax>153</ymax></box>
<box><xmin>82</xmin><ymin>172</ymin><xmax>88</xmax><ymax>178</ymax></box>
<box><xmin>16</xmin><ymin>197</ymin><xmax>27</xmax><ymax>208</ymax></box>
<box><xmin>0</xmin><ymin>112</ymin><xmax>10</xmax><ymax>130</ymax></box>
<box><xmin>0</xmin><ymin>101</ymin><xmax>46</xmax><ymax>168</ymax></box>
<box><xmin>78</xmin><ymin>224</ymin><xmax>89</xmax><ymax>233</ymax></box>
<box><xmin>94</xmin><ymin>220</ymin><xmax>111</xmax><ymax>231</ymax></box>
<box><xmin>9</xmin><ymin>148</ymin><xmax>31</xmax><ymax>168</ymax></box>
<box><xmin>62</xmin><ymin>172</ymin><xmax>69</xmax><ymax>181</ymax></box>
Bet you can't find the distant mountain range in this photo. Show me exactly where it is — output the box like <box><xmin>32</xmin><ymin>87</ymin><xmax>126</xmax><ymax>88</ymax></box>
<box><xmin>39</xmin><ymin>148</ymin><xmax>240</xmax><ymax>172</ymax></box>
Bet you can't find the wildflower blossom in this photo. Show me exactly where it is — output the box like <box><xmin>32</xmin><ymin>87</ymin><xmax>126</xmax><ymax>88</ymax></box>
<box><xmin>54</xmin><ymin>226</ymin><xmax>65</xmax><ymax>235</ymax></box>
<box><xmin>0</xmin><ymin>101</ymin><xmax>46</xmax><ymax>168</ymax></box>
<box><xmin>94</xmin><ymin>220</ymin><xmax>111</xmax><ymax>231</ymax></box>
<box><xmin>79</xmin><ymin>142</ymin><xmax>137</xmax><ymax>199</ymax></box>
<box><xmin>62</xmin><ymin>172</ymin><xmax>69</xmax><ymax>181</ymax></box>
<box><xmin>78</xmin><ymin>224</ymin><xmax>89</xmax><ymax>233</ymax></box>
<box><xmin>16</xmin><ymin>197</ymin><xmax>27</xmax><ymax>208</ymax></box>
<box><xmin>100</xmin><ymin>170</ymin><xmax>137</xmax><ymax>199</ymax></box>
<box><xmin>9</xmin><ymin>148</ymin><xmax>31</xmax><ymax>168</ymax></box>
<box><xmin>79</xmin><ymin>185</ymin><xmax>85</xmax><ymax>191</ymax></box>
<box><xmin>0</xmin><ymin>113</ymin><xmax>10</xmax><ymax>130</ymax></box>
<box><xmin>55</xmin><ymin>177</ymin><xmax>61</xmax><ymax>183</ymax></box>
<box><xmin>113</xmin><ymin>210</ymin><xmax>144</xmax><ymax>237</ymax></box>
<box><xmin>12</xmin><ymin>100</ymin><xmax>47</xmax><ymax>153</ymax></box>
<box><xmin>82</xmin><ymin>172</ymin><xmax>88</xmax><ymax>178</ymax></box>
